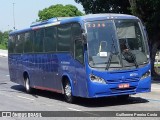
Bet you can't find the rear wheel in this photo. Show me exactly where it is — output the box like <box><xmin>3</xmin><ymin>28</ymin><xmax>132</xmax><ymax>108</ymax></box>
<box><xmin>24</xmin><ymin>77</ymin><xmax>32</xmax><ymax>93</ymax></box>
<box><xmin>63</xmin><ymin>80</ymin><xmax>75</xmax><ymax>103</ymax></box>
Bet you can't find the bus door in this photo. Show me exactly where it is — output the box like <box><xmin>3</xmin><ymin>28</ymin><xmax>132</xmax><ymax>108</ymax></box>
<box><xmin>74</xmin><ymin>40</ymin><xmax>87</xmax><ymax>97</ymax></box>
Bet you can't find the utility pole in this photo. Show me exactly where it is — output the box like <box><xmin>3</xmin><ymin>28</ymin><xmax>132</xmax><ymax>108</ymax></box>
<box><xmin>13</xmin><ymin>3</ymin><xmax>16</xmax><ymax>30</ymax></box>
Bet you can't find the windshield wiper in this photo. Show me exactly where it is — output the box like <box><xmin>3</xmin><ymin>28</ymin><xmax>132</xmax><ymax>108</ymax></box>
<box><xmin>105</xmin><ymin>36</ymin><xmax>118</xmax><ymax>70</ymax></box>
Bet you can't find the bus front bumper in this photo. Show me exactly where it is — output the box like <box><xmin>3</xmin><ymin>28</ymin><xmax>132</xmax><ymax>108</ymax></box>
<box><xmin>87</xmin><ymin>76</ymin><xmax>151</xmax><ymax>98</ymax></box>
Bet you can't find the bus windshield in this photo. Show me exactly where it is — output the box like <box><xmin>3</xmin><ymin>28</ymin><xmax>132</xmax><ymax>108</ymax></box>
<box><xmin>86</xmin><ymin>19</ymin><xmax>149</xmax><ymax>70</ymax></box>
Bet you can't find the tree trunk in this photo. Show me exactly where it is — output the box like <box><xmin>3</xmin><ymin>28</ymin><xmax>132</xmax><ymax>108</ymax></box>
<box><xmin>150</xmin><ymin>33</ymin><xmax>160</xmax><ymax>78</ymax></box>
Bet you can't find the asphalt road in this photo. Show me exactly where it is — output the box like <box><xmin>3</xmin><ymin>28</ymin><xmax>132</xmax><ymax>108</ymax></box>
<box><xmin>0</xmin><ymin>56</ymin><xmax>160</xmax><ymax>120</ymax></box>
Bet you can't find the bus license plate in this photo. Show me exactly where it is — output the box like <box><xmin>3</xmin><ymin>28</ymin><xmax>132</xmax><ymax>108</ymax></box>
<box><xmin>118</xmin><ymin>83</ymin><xmax>130</xmax><ymax>89</ymax></box>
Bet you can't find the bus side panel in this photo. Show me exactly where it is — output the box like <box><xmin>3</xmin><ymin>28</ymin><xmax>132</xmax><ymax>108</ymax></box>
<box><xmin>55</xmin><ymin>53</ymin><xmax>74</xmax><ymax>93</ymax></box>
<box><xmin>23</xmin><ymin>54</ymin><xmax>35</xmax><ymax>87</ymax></box>
<box><xmin>42</xmin><ymin>54</ymin><xmax>59</xmax><ymax>90</ymax></box>
<box><xmin>74</xmin><ymin>59</ymin><xmax>88</xmax><ymax>97</ymax></box>
<box><xmin>8</xmin><ymin>55</ymin><xmax>18</xmax><ymax>84</ymax></box>
<box><xmin>8</xmin><ymin>54</ymin><xmax>24</xmax><ymax>86</ymax></box>
<box><xmin>32</xmin><ymin>54</ymin><xmax>43</xmax><ymax>87</ymax></box>
<box><xmin>16</xmin><ymin>54</ymin><xmax>25</xmax><ymax>86</ymax></box>
<box><xmin>56</xmin><ymin>53</ymin><xmax>88</xmax><ymax>98</ymax></box>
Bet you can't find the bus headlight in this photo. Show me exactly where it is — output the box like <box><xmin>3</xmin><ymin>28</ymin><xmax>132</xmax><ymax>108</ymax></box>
<box><xmin>141</xmin><ymin>70</ymin><xmax>151</xmax><ymax>80</ymax></box>
<box><xmin>89</xmin><ymin>74</ymin><xmax>106</xmax><ymax>84</ymax></box>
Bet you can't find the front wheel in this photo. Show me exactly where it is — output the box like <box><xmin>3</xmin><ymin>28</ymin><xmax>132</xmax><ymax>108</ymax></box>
<box><xmin>63</xmin><ymin>80</ymin><xmax>75</xmax><ymax>103</ymax></box>
<box><xmin>24</xmin><ymin>77</ymin><xmax>32</xmax><ymax>93</ymax></box>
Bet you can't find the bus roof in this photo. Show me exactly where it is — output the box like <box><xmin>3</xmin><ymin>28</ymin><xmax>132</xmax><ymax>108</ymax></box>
<box><xmin>10</xmin><ymin>14</ymin><xmax>138</xmax><ymax>35</ymax></box>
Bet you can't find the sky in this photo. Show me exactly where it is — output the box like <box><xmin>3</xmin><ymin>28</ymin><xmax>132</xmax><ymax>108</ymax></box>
<box><xmin>0</xmin><ymin>0</ymin><xmax>84</xmax><ymax>32</ymax></box>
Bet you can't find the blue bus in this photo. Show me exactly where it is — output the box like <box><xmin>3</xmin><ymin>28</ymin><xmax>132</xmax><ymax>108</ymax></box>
<box><xmin>8</xmin><ymin>14</ymin><xmax>151</xmax><ymax>103</ymax></box>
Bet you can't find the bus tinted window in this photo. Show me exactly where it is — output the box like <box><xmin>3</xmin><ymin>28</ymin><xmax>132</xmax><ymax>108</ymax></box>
<box><xmin>72</xmin><ymin>23</ymin><xmax>82</xmax><ymax>54</ymax></box>
<box><xmin>57</xmin><ymin>25</ymin><xmax>71</xmax><ymax>51</ymax></box>
<box><xmin>24</xmin><ymin>32</ymin><xmax>33</xmax><ymax>53</ymax></box>
<box><xmin>34</xmin><ymin>29</ymin><xmax>44</xmax><ymax>52</ymax></box>
<box><xmin>72</xmin><ymin>23</ymin><xmax>81</xmax><ymax>38</ymax></box>
<box><xmin>75</xmin><ymin>40</ymin><xmax>84</xmax><ymax>64</ymax></box>
<box><xmin>16</xmin><ymin>34</ymin><xmax>24</xmax><ymax>53</ymax></box>
<box><xmin>8</xmin><ymin>36</ymin><xmax>16</xmax><ymax>53</ymax></box>
<box><xmin>44</xmin><ymin>27</ymin><xmax>57</xmax><ymax>52</ymax></box>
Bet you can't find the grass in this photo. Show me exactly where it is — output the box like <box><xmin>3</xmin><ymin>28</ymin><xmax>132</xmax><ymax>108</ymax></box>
<box><xmin>154</xmin><ymin>64</ymin><xmax>160</xmax><ymax>67</ymax></box>
<box><xmin>0</xmin><ymin>44</ymin><xmax>7</xmax><ymax>50</ymax></box>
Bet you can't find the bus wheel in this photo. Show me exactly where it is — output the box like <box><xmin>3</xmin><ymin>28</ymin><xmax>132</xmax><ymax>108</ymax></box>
<box><xmin>63</xmin><ymin>80</ymin><xmax>75</xmax><ymax>103</ymax></box>
<box><xmin>117</xmin><ymin>95</ymin><xmax>129</xmax><ymax>101</ymax></box>
<box><xmin>24</xmin><ymin>77</ymin><xmax>32</xmax><ymax>93</ymax></box>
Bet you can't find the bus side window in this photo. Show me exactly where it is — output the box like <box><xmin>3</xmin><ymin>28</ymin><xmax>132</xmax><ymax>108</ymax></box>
<box><xmin>8</xmin><ymin>36</ymin><xmax>16</xmax><ymax>53</ymax></box>
<box><xmin>33</xmin><ymin>29</ymin><xmax>44</xmax><ymax>52</ymax></box>
<box><xmin>15</xmin><ymin>34</ymin><xmax>24</xmax><ymax>53</ymax></box>
<box><xmin>72</xmin><ymin>23</ymin><xmax>81</xmax><ymax>38</ymax></box>
<box><xmin>44</xmin><ymin>26</ymin><xmax>57</xmax><ymax>52</ymax></box>
<box><xmin>72</xmin><ymin>23</ymin><xmax>82</xmax><ymax>55</ymax></box>
<box><xmin>75</xmin><ymin>40</ymin><xmax>84</xmax><ymax>64</ymax></box>
<box><xmin>24</xmin><ymin>32</ymin><xmax>33</xmax><ymax>53</ymax></box>
<box><xmin>57</xmin><ymin>25</ymin><xmax>71</xmax><ymax>51</ymax></box>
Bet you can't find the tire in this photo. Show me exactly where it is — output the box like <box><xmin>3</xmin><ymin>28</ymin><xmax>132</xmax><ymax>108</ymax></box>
<box><xmin>24</xmin><ymin>77</ymin><xmax>32</xmax><ymax>93</ymax></box>
<box><xmin>117</xmin><ymin>95</ymin><xmax>129</xmax><ymax>101</ymax></box>
<box><xmin>63</xmin><ymin>80</ymin><xmax>75</xmax><ymax>103</ymax></box>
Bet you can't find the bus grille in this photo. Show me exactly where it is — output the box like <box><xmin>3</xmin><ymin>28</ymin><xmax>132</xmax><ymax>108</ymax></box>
<box><xmin>111</xmin><ymin>86</ymin><xmax>136</xmax><ymax>94</ymax></box>
<box><xmin>106</xmin><ymin>77</ymin><xmax>139</xmax><ymax>83</ymax></box>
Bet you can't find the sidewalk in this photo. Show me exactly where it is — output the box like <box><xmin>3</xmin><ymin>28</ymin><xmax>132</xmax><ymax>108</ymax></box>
<box><xmin>0</xmin><ymin>49</ymin><xmax>8</xmax><ymax>57</ymax></box>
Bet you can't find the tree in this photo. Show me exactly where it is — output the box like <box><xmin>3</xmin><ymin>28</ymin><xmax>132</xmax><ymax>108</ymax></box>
<box><xmin>0</xmin><ymin>31</ymin><xmax>9</xmax><ymax>49</ymax></box>
<box><xmin>75</xmin><ymin>0</ymin><xmax>131</xmax><ymax>14</ymax></box>
<box><xmin>38</xmin><ymin>4</ymin><xmax>84</xmax><ymax>21</ymax></box>
<box><xmin>0</xmin><ymin>31</ymin><xmax>3</xmax><ymax>44</ymax></box>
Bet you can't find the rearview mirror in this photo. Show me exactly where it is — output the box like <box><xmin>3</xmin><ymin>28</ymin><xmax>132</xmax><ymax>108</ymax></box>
<box><xmin>82</xmin><ymin>33</ymin><xmax>87</xmax><ymax>44</ymax></box>
<box><xmin>81</xmin><ymin>29</ymin><xmax>87</xmax><ymax>44</ymax></box>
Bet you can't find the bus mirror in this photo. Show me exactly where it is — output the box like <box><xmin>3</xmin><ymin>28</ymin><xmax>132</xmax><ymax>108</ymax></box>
<box><xmin>82</xmin><ymin>33</ymin><xmax>87</xmax><ymax>44</ymax></box>
<box><xmin>143</xmin><ymin>26</ymin><xmax>146</xmax><ymax>31</ymax></box>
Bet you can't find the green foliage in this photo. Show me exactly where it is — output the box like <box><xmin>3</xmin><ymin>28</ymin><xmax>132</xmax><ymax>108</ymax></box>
<box><xmin>0</xmin><ymin>31</ymin><xmax>9</xmax><ymax>50</ymax></box>
<box><xmin>0</xmin><ymin>44</ymin><xmax>6</xmax><ymax>49</ymax></box>
<box><xmin>75</xmin><ymin>0</ymin><xmax>131</xmax><ymax>14</ymax></box>
<box><xmin>38</xmin><ymin>4</ymin><xmax>84</xmax><ymax>20</ymax></box>
<box><xmin>129</xmin><ymin>0</ymin><xmax>160</xmax><ymax>41</ymax></box>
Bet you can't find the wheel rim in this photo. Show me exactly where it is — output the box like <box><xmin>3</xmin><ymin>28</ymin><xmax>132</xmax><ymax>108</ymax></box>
<box><xmin>25</xmin><ymin>78</ymin><xmax>30</xmax><ymax>91</ymax></box>
<box><xmin>65</xmin><ymin>83</ymin><xmax>71</xmax><ymax>97</ymax></box>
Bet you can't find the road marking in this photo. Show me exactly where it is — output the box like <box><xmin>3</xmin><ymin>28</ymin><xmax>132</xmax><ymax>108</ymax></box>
<box><xmin>147</xmin><ymin>98</ymin><xmax>160</xmax><ymax>102</ymax></box>
<box><xmin>152</xmin><ymin>88</ymin><xmax>160</xmax><ymax>89</ymax></box>
<box><xmin>152</xmin><ymin>87</ymin><xmax>160</xmax><ymax>90</ymax></box>
<box><xmin>152</xmin><ymin>87</ymin><xmax>160</xmax><ymax>91</ymax></box>
<box><xmin>6</xmin><ymin>75</ymin><xmax>10</xmax><ymax>77</ymax></box>
<box><xmin>67</xmin><ymin>107</ymin><xmax>100</xmax><ymax>117</ymax></box>
<box><xmin>17</xmin><ymin>95</ymin><xmax>35</xmax><ymax>101</ymax></box>
<box><xmin>67</xmin><ymin>107</ymin><xmax>82</xmax><ymax>111</ymax></box>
